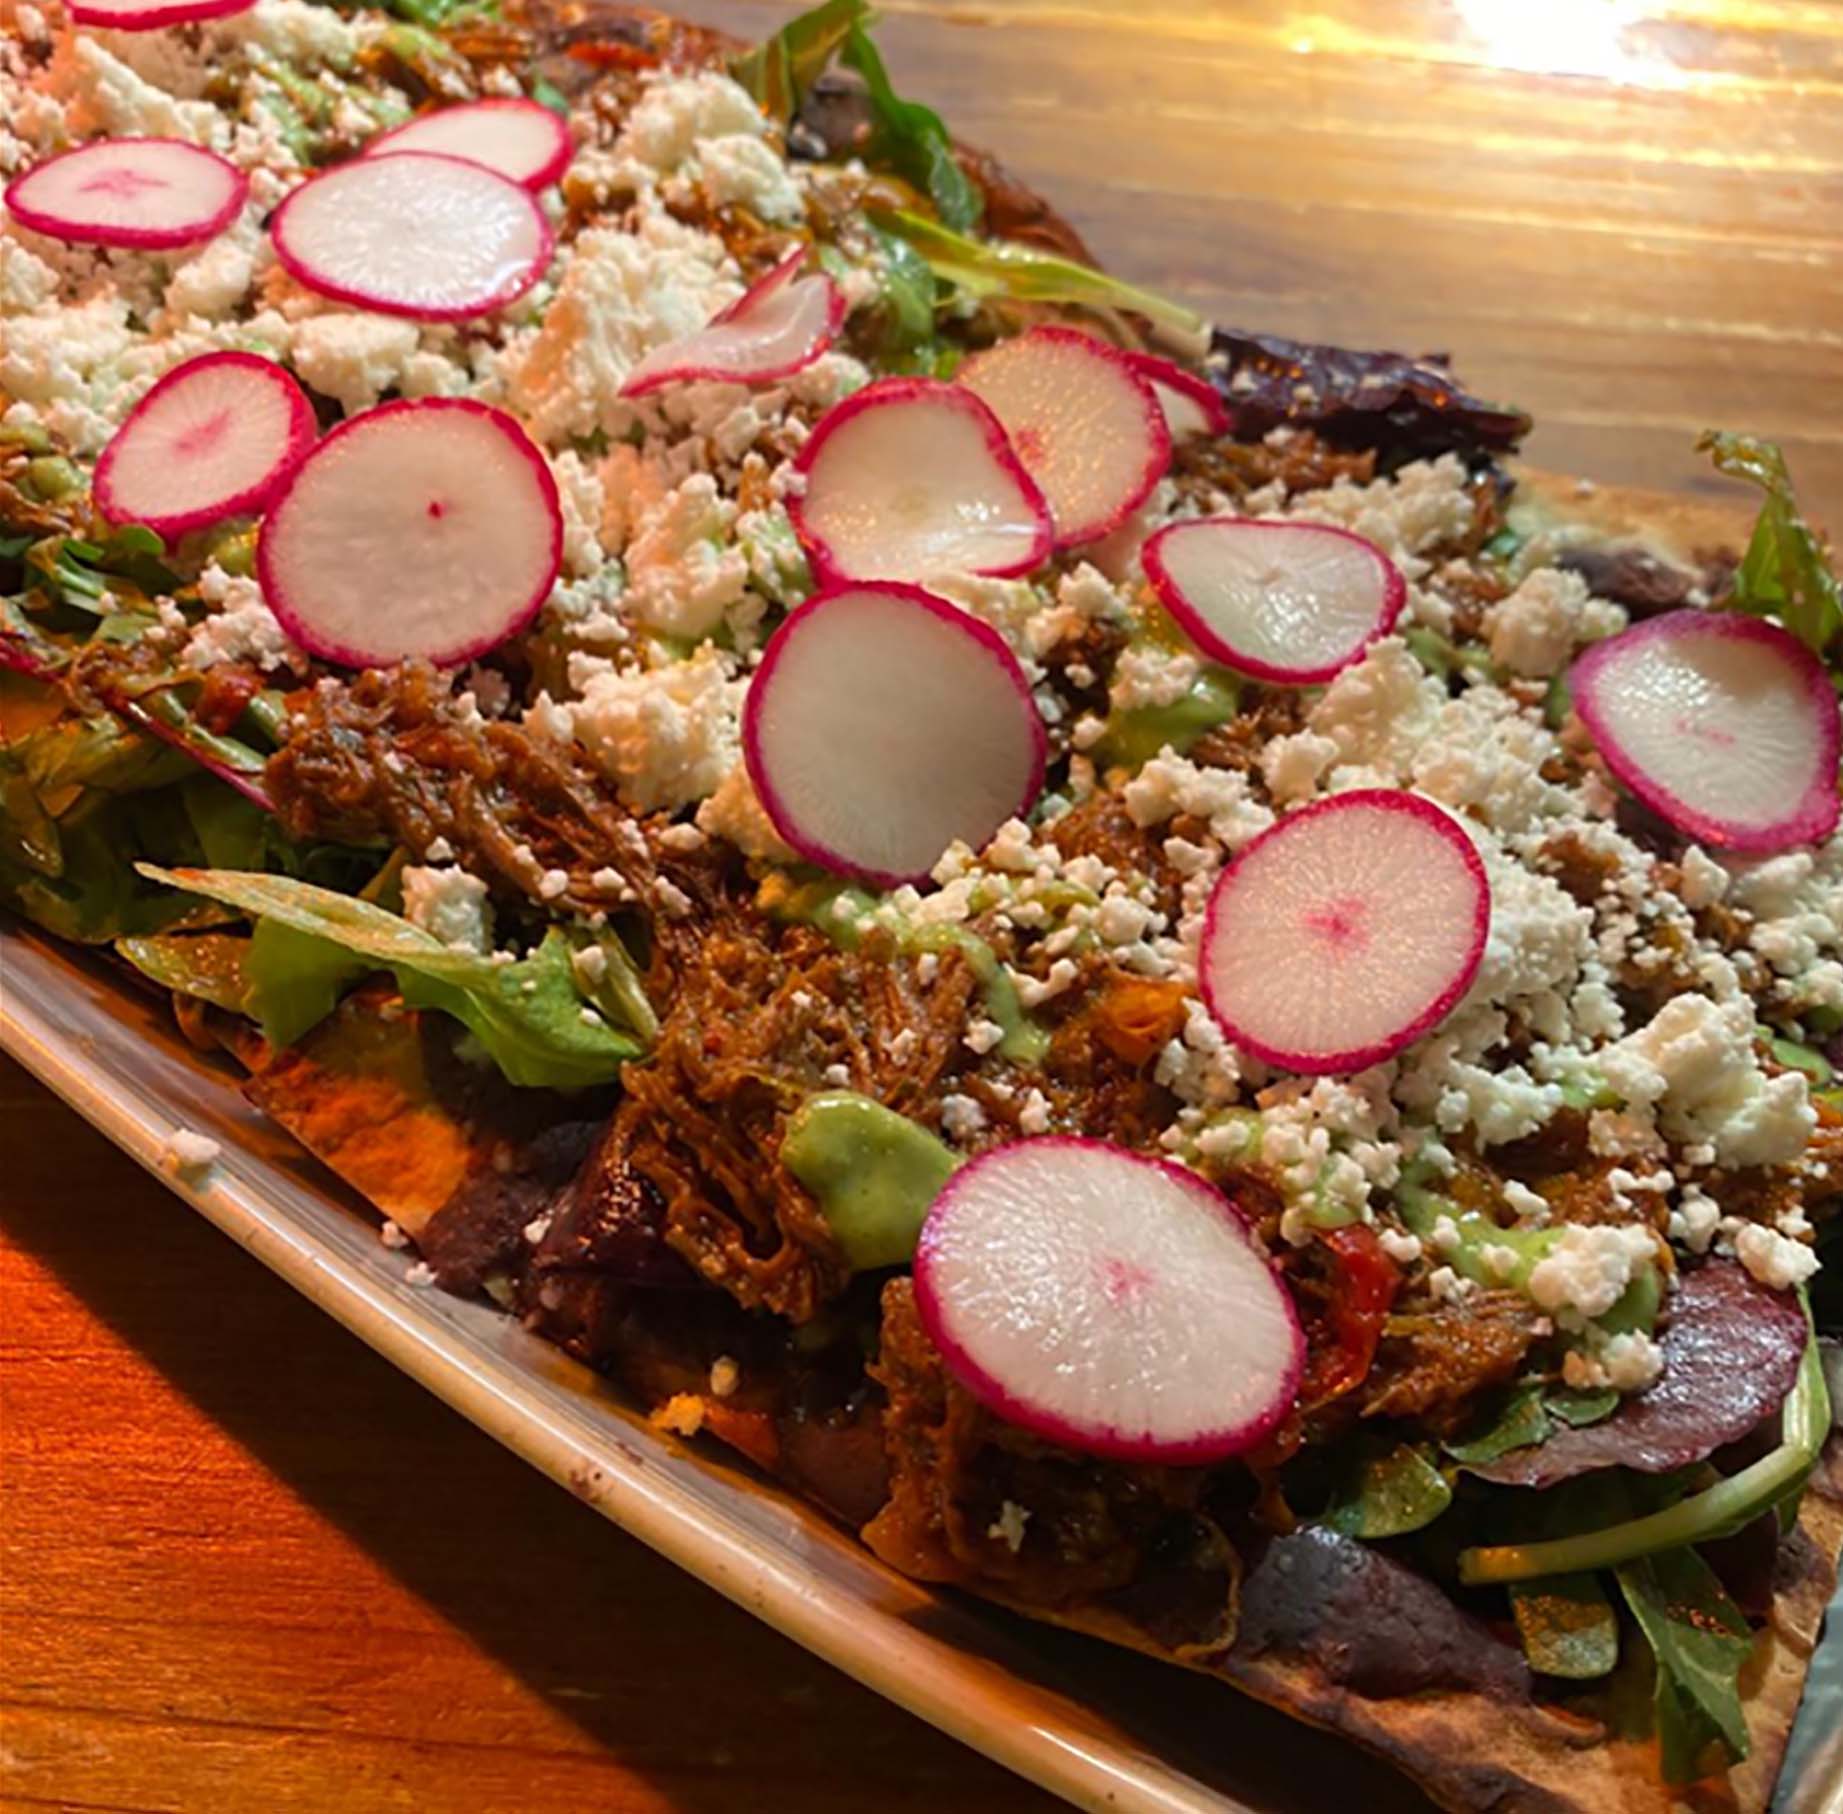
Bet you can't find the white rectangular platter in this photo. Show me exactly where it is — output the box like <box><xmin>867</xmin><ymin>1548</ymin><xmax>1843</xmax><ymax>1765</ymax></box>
<box><xmin>3</xmin><ymin>918</ymin><xmax>1837</xmax><ymax>1812</ymax></box>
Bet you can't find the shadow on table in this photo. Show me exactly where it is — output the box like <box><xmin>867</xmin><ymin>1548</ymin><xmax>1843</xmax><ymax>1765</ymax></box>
<box><xmin>3</xmin><ymin>1058</ymin><xmax>1430</xmax><ymax>1814</ymax></box>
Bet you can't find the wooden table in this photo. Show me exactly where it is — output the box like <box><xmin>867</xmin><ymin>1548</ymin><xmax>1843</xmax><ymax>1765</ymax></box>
<box><xmin>4</xmin><ymin>4</ymin><xmax>1839</xmax><ymax>1810</ymax></box>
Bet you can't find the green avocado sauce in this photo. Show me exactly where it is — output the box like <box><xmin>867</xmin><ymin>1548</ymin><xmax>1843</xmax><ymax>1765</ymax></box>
<box><xmin>1396</xmin><ymin>1167</ymin><xmax>1660</xmax><ymax>1336</ymax></box>
<box><xmin>781</xmin><ymin>1091</ymin><xmax>957</xmax><ymax>1270</ymax></box>
<box><xmin>758</xmin><ymin>873</ymin><xmax>1051</xmax><ymax>1065</ymax></box>
<box><xmin>1094</xmin><ymin>667</ymin><xmax>1240</xmax><ymax>769</ymax></box>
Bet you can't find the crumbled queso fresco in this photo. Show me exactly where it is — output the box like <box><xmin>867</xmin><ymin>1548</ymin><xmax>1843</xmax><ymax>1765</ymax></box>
<box><xmin>3</xmin><ymin>0</ymin><xmax>1830</xmax><ymax>1397</ymax></box>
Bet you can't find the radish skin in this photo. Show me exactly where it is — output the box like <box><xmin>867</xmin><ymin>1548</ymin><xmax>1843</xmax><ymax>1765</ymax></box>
<box><xmin>3</xmin><ymin>139</ymin><xmax>246</xmax><ymax>251</ymax></box>
<box><xmin>743</xmin><ymin>581</ymin><xmax>1047</xmax><ymax>887</ymax></box>
<box><xmin>789</xmin><ymin>378</ymin><xmax>1053</xmax><ymax>585</ymax></box>
<box><xmin>914</xmin><ymin>1138</ymin><xmax>1304</xmax><ymax>1464</ymax></box>
<box><xmin>365</xmin><ymin>98</ymin><xmax>573</xmax><ymax>191</ymax></box>
<box><xmin>69</xmin><ymin>0</ymin><xmax>254</xmax><ymax>25</ymax></box>
<box><xmin>1143</xmin><ymin>518</ymin><xmax>1405</xmax><ymax>684</ymax></box>
<box><xmin>1125</xmin><ymin>351</ymin><xmax>1230</xmax><ymax>441</ymax></box>
<box><xmin>621</xmin><ymin>249</ymin><xmax>844</xmax><ymax>396</ymax></box>
<box><xmin>1200</xmin><ymin>790</ymin><xmax>1490</xmax><ymax>1075</ymax></box>
<box><xmin>1571</xmin><ymin>609</ymin><xmax>1841</xmax><ymax>853</ymax></box>
<box><xmin>269</xmin><ymin>152</ymin><xmax>553</xmax><ymax>322</ymax></box>
<box><xmin>258</xmin><ymin>398</ymin><xmax>562</xmax><ymax>669</ymax></box>
<box><xmin>93</xmin><ymin>352</ymin><xmax>315</xmax><ymax>540</ymax></box>
<box><xmin>957</xmin><ymin>326</ymin><xmax>1170</xmax><ymax>548</ymax></box>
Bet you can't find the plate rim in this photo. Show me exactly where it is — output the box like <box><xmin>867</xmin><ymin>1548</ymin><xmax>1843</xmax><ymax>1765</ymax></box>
<box><xmin>0</xmin><ymin>920</ymin><xmax>1254</xmax><ymax>1814</ymax></box>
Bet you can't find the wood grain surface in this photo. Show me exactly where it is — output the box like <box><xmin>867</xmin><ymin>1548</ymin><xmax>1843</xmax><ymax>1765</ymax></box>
<box><xmin>4</xmin><ymin>3</ymin><xmax>1840</xmax><ymax>1811</ymax></box>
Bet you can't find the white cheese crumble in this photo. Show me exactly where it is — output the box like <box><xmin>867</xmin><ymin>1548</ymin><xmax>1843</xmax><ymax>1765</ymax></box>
<box><xmin>401</xmin><ymin>865</ymin><xmax>494</xmax><ymax>954</ymax></box>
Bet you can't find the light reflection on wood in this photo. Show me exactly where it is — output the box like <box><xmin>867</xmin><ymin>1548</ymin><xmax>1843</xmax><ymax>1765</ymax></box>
<box><xmin>704</xmin><ymin>0</ymin><xmax>1842</xmax><ymax>516</ymax></box>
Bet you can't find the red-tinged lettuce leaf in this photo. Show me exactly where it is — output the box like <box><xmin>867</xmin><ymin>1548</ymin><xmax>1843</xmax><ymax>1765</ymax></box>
<box><xmin>1474</xmin><ymin>1262</ymin><xmax>1808</xmax><ymax>1489</ymax></box>
<box><xmin>1230</xmin><ymin>1526</ymin><xmax>1530</xmax><ymax>1701</ymax></box>
<box><xmin>1209</xmin><ymin>327</ymin><xmax>1531</xmax><ymax>464</ymax></box>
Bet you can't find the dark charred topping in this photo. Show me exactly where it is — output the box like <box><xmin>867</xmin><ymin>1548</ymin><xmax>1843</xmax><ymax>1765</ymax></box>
<box><xmin>1209</xmin><ymin>327</ymin><xmax>1531</xmax><ymax>467</ymax></box>
<box><xmin>1231</xmin><ymin>1526</ymin><xmax>1530</xmax><ymax>1701</ymax></box>
<box><xmin>865</xmin><ymin>1279</ymin><xmax>1239</xmax><ymax>1630</ymax></box>
<box><xmin>1555</xmin><ymin>543</ymin><xmax>1733</xmax><ymax>620</ymax></box>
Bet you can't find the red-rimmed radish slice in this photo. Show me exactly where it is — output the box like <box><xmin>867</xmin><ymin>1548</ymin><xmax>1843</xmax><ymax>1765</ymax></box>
<box><xmin>69</xmin><ymin>0</ymin><xmax>253</xmax><ymax>26</ymax></box>
<box><xmin>957</xmin><ymin>325</ymin><xmax>1170</xmax><ymax>548</ymax></box>
<box><xmin>1126</xmin><ymin>351</ymin><xmax>1230</xmax><ymax>441</ymax></box>
<box><xmin>93</xmin><ymin>352</ymin><xmax>314</xmax><ymax>540</ymax></box>
<box><xmin>3</xmin><ymin>139</ymin><xmax>246</xmax><ymax>251</ymax></box>
<box><xmin>743</xmin><ymin>581</ymin><xmax>1046</xmax><ymax>887</ymax></box>
<box><xmin>789</xmin><ymin>378</ymin><xmax>1052</xmax><ymax>585</ymax></box>
<box><xmin>621</xmin><ymin>249</ymin><xmax>843</xmax><ymax>397</ymax></box>
<box><xmin>914</xmin><ymin>1138</ymin><xmax>1304</xmax><ymax>1464</ymax></box>
<box><xmin>269</xmin><ymin>152</ymin><xmax>553</xmax><ymax>322</ymax></box>
<box><xmin>365</xmin><ymin>98</ymin><xmax>572</xmax><ymax>191</ymax></box>
<box><xmin>257</xmin><ymin>399</ymin><xmax>561</xmax><ymax>668</ymax></box>
<box><xmin>1571</xmin><ymin>608</ymin><xmax>1841</xmax><ymax>853</ymax></box>
<box><xmin>1143</xmin><ymin>518</ymin><xmax>1406</xmax><ymax>684</ymax></box>
<box><xmin>1200</xmin><ymin>789</ymin><xmax>1489</xmax><ymax>1074</ymax></box>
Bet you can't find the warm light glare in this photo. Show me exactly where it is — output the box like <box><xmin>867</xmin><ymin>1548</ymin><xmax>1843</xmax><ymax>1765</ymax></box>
<box><xmin>1456</xmin><ymin>0</ymin><xmax>1672</xmax><ymax>85</ymax></box>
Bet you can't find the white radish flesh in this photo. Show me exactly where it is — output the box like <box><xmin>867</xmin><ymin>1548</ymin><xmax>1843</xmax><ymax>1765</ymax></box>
<box><xmin>1200</xmin><ymin>789</ymin><xmax>1489</xmax><ymax>1074</ymax></box>
<box><xmin>3</xmin><ymin>138</ymin><xmax>246</xmax><ymax>251</ymax></box>
<box><xmin>1125</xmin><ymin>351</ymin><xmax>1229</xmax><ymax>441</ymax></box>
<box><xmin>913</xmin><ymin>1138</ymin><xmax>1304</xmax><ymax>1464</ymax></box>
<box><xmin>622</xmin><ymin>250</ymin><xmax>843</xmax><ymax>396</ymax></box>
<box><xmin>270</xmin><ymin>152</ymin><xmax>552</xmax><ymax>321</ymax></box>
<box><xmin>743</xmin><ymin>581</ymin><xmax>1046</xmax><ymax>886</ymax></box>
<box><xmin>1571</xmin><ymin>608</ymin><xmax>1841</xmax><ymax>852</ymax></box>
<box><xmin>69</xmin><ymin>0</ymin><xmax>252</xmax><ymax>24</ymax></box>
<box><xmin>94</xmin><ymin>352</ymin><xmax>314</xmax><ymax>540</ymax></box>
<box><xmin>957</xmin><ymin>326</ymin><xmax>1170</xmax><ymax>547</ymax></box>
<box><xmin>258</xmin><ymin>399</ymin><xmax>561</xmax><ymax>668</ymax></box>
<box><xmin>789</xmin><ymin>379</ymin><xmax>1052</xmax><ymax>585</ymax></box>
<box><xmin>366</xmin><ymin>98</ymin><xmax>573</xmax><ymax>190</ymax></box>
<box><xmin>1144</xmin><ymin>518</ymin><xmax>1405</xmax><ymax>684</ymax></box>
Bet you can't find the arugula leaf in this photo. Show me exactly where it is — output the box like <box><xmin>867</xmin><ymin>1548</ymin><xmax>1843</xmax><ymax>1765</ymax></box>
<box><xmin>1615</xmin><ymin>1548</ymin><xmax>1753</xmax><ymax>1782</ymax></box>
<box><xmin>731</xmin><ymin>0</ymin><xmax>869</xmax><ymax>123</ymax></box>
<box><xmin>1701</xmin><ymin>431</ymin><xmax>1843</xmax><ymax>657</ymax></box>
<box><xmin>1444</xmin><ymin>1382</ymin><xmax>1551</xmax><ymax>1466</ymax></box>
<box><xmin>117</xmin><ymin>931</ymin><xmax>252</xmax><ymax>1014</ymax></box>
<box><xmin>136</xmin><ymin>865</ymin><xmax>647</xmax><ymax>1089</ymax></box>
<box><xmin>876</xmin><ymin>209</ymin><xmax>1209</xmax><ymax>352</ymax></box>
<box><xmin>1322</xmin><ymin>1441</ymin><xmax>1454</xmax><ymax>1539</ymax></box>
<box><xmin>1509</xmin><ymin>1574</ymin><xmax>1620</xmax><ymax>1681</ymax></box>
<box><xmin>1547</xmin><ymin>1386</ymin><xmax>1620</xmax><ymax>1428</ymax></box>
<box><xmin>25</xmin><ymin>524</ymin><xmax>178</xmax><ymax>613</ymax></box>
<box><xmin>841</xmin><ymin>24</ymin><xmax>981</xmax><ymax>231</ymax></box>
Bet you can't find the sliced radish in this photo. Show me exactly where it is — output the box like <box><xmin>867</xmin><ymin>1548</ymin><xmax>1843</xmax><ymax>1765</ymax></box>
<box><xmin>1571</xmin><ymin>609</ymin><xmax>1840</xmax><ymax>853</ymax></box>
<box><xmin>3</xmin><ymin>139</ymin><xmax>246</xmax><ymax>252</ymax></box>
<box><xmin>365</xmin><ymin>99</ymin><xmax>573</xmax><ymax>191</ymax></box>
<box><xmin>1126</xmin><ymin>351</ymin><xmax>1230</xmax><ymax>442</ymax></box>
<box><xmin>269</xmin><ymin>152</ymin><xmax>553</xmax><ymax>322</ymax></box>
<box><xmin>913</xmin><ymin>1138</ymin><xmax>1304</xmax><ymax>1464</ymax></box>
<box><xmin>257</xmin><ymin>399</ymin><xmax>561</xmax><ymax>668</ymax></box>
<box><xmin>620</xmin><ymin>249</ymin><xmax>843</xmax><ymax>397</ymax></box>
<box><xmin>93</xmin><ymin>353</ymin><xmax>314</xmax><ymax>540</ymax></box>
<box><xmin>1143</xmin><ymin>518</ymin><xmax>1406</xmax><ymax>685</ymax></box>
<box><xmin>789</xmin><ymin>379</ymin><xmax>1052</xmax><ymax>585</ymax></box>
<box><xmin>1200</xmin><ymin>789</ymin><xmax>1489</xmax><ymax>1074</ymax></box>
<box><xmin>69</xmin><ymin>0</ymin><xmax>253</xmax><ymax>25</ymax></box>
<box><xmin>743</xmin><ymin>581</ymin><xmax>1046</xmax><ymax>886</ymax></box>
<box><xmin>957</xmin><ymin>326</ymin><xmax>1170</xmax><ymax>548</ymax></box>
